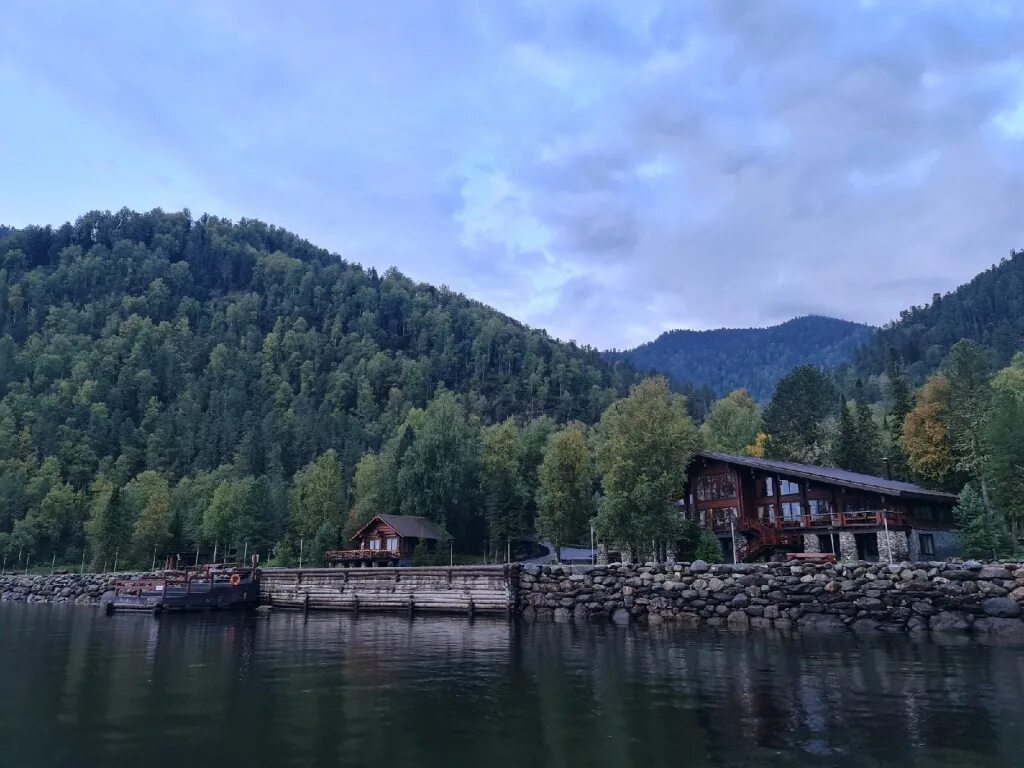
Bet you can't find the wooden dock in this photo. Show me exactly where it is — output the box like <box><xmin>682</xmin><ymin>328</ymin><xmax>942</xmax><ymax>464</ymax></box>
<box><xmin>259</xmin><ymin>565</ymin><xmax>517</xmax><ymax>615</ymax></box>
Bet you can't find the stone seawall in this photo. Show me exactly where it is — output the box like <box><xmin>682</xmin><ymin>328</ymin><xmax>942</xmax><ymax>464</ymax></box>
<box><xmin>0</xmin><ymin>573</ymin><xmax>139</xmax><ymax>604</ymax></box>
<box><xmin>518</xmin><ymin>560</ymin><xmax>1024</xmax><ymax>637</ymax></box>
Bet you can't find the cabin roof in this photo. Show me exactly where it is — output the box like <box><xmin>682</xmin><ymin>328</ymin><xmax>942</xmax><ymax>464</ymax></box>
<box><xmin>691</xmin><ymin>451</ymin><xmax>957</xmax><ymax>502</ymax></box>
<box><xmin>350</xmin><ymin>514</ymin><xmax>452</xmax><ymax>543</ymax></box>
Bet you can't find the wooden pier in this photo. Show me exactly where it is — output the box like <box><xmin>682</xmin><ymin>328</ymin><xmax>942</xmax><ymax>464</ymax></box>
<box><xmin>259</xmin><ymin>565</ymin><xmax>517</xmax><ymax>615</ymax></box>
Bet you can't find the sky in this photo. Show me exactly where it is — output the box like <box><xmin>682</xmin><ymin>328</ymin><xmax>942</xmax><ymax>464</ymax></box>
<box><xmin>1</xmin><ymin>1</ymin><xmax>1023</xmax><ymax>349</ymax></box>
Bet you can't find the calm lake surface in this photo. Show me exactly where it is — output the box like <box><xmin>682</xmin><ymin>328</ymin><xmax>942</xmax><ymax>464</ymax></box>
<box><xmin>1</xmin><ymin>604</ymin><xmax>1023</xmax><ymax>768</ymax></box>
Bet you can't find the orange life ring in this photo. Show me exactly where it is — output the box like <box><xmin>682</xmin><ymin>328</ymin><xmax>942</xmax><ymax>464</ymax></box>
<box><xmin>229</xmin><ymin>574</ymin><xmax>241</xmax><ymax>587</ymax></box>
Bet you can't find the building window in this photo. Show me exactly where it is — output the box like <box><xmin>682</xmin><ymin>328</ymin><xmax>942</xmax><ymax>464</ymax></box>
<box><xmin>386</xmin><ymin>537</ymin><xmax>399</xmax><ymax>552</ymax></box>
<box><xmin>779</xmin><ymin>501</ymin><xmax>802</xmax><ymax>523</ymax></box>
<box><xmin>918</xmin><ymin>533</ymin><xmax>935</xmax><ymax>558</ymax></box>
<box><xmin>369</xmin><ymin>539</ymin><xmax>381</xmax><ymax>551</ymax></box>
<box><xmin>855</xmin><ymin>533</ymin><xmax>879</xmax><ymax>562</ymax></box>
<box><xmin>808</xmin><ymin>499</ymin><xmax>832</xmax><ymax>518</ymax></box>
<box><xmin>696</xmin><ymin>472</ymin><xmax>738</xmax><ymax>502</ymax></box>
<box><xmin>779</xmin><ymin>479</ymin><xmax>800</xmax><ymax>496</ymax></box>
<box><xmin>762</xmin><ymin>477</ymin><xmax>775</xmax><ymax>497</ymax></box>
<box><xmin>757</xmin><ymin>504</ymin><xmax>776</xmax><ymax>524</ymax></box>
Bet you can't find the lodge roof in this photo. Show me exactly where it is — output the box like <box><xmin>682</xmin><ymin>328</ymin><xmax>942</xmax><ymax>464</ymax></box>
<box><xmin>692</xmin><ymin>451</ymin><xmax>958</xmax><ymax>503</ymax></box>
<box><xmin>350</xmin><ymin>514</ymin><xmax>453</xmax><ymax>543</ymax></box>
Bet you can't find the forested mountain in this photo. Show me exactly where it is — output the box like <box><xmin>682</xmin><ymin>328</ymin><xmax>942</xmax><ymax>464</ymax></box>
<box><xmin>854</xmin><ymin>250</ymin><xmax>1024</xmax><ymax>382</ymax></box>
<box><xmin>606</xmin><ymin>315</ymin><xmax>873</xmax><ymax>401</ymax></box>
<box><xmin>0</xmin><ymin>208</ymin><xmax>635</xmax><ymax>566</ymax></box>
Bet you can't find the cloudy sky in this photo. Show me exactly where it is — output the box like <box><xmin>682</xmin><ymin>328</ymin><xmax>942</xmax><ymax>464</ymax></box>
<box><xmin>2</xmin><ymin>1</ymin><xmax>1022</xmax><ymax>349</ymax></box>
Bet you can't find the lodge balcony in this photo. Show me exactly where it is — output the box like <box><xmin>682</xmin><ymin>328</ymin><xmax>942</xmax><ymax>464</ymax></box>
<box><xmin>325</xmin><ymin>548</ymin><xmax>401</xmax><ymax>566</ymax></box>
<box><xmin>704</xmin><ymin>509</ymin><xmax>911</xmax><ymax>534</ymax></box>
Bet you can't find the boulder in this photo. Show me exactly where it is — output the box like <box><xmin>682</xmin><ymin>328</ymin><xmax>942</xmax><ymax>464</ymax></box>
<box><xmin>982</xmin><ymin>597</ymin><xmax>1022</xmax><ymax>618</ymax></box>
<box><xmin>689</xmin><ymin>560</ymin><xmax>710</xmax><ymax>574</ymax></box>
<box><xmin>726</xmin><ymin>610</ymin><xmax>749</xmax><ymax>629</ymax></box>
<box><xmin>797</xmin><ymin>613</ymin><xmax>845</xmax><ymax>633</ymax></box>
<box><xmin>973</xmin><ymin>617</ymin><xmax>1024</xmax><ymax>638</ymax></box>
<box><xmin>611</xmin><ymin>608</ymin><xmax>631</xmax><ymax>625</ymax></box>
<box><xmin>979</xmin><ymin>565</ymin><xmax>1011</xmax><ymax>580</ymax></box>
<box><xmin>930</xmin><ymin>611</ymin><xmax>970</xmax><ymax>632</ymax></box>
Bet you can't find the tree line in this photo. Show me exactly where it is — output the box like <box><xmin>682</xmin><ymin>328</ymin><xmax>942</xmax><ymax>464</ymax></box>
<box><xmin>0</xmin><ymin>208</ymin><xmax>635</xmax><ymax>570</ymax></box>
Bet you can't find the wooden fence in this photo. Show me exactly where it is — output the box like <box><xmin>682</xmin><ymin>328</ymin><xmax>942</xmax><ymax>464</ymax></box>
<box><xmin>259</xmin><ymin>565</ymin><xmax>517</xmax><ymax>615</ymax></box>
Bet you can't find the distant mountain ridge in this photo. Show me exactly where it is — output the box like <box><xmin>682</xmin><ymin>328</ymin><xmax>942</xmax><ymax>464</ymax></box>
<box><xmin>853</xmin><ymin>250</ymin><xmax>1024</xmax><ymax>381</ymax></box>
<box><xmin>606</xmin><ymin>315</ymin><xmax>875</xmax><ymax>401</ymax></box>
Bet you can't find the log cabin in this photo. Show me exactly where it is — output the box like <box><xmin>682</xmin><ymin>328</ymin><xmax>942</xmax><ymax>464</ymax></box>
<box><xmin>326</xmin><ymin>514</ymin><xmax>452</xmax><ymax>567</ymax></box>
<box><xmin>682</xmin><ymin>451</ymin><xmax>959</xmax><ymax>563</ymax></box>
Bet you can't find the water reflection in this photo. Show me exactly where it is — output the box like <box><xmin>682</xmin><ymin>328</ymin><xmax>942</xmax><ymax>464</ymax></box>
<box><xmin>0</xmin><ymin>604</ymin><xmax>1021</xmax><ymax>768</ymax></box>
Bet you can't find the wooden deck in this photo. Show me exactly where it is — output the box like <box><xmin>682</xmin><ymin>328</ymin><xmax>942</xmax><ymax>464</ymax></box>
<box><xmin>260</xmin><ymin>565</ymin><xmax>516</xmax><ymax>615</ymax></box>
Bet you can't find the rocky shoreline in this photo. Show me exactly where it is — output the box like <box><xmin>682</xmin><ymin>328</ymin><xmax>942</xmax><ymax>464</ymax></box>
<box><xmin>8</xmin><ymin>561</ymin><xmax>1024</xmax><ymax>638</ymax></box>
<box><xmin>518</xmin><ymin>559</ymin><xmax>1024</xmax><ymax>637</ymax></box>
<box><xmin>0</xmin><ymin>573</ymin><xmax>139</xmax><ymax>605</ymax></box>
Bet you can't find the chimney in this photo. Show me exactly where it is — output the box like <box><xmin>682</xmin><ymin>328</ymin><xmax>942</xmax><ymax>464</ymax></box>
<box><xmin>881</xmin><ymin>457</ymin><xmax>892</xmax><ymax>481</ymax></box>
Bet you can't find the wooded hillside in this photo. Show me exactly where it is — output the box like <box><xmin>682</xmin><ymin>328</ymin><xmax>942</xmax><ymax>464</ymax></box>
<box><xmin>606</xmin><ymin>315</ymin><xmax>873</xmax><ymax>401</ymax></box>
<box><xmin>0</xmin><ymin>209</ymin><xmax>635</xmax><ymax>566</ymax></box>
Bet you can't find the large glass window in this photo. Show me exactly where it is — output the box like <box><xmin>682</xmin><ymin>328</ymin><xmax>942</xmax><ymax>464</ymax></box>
<box><xmin>386</xmin><ymin>537</ymin><xmax>398</xmax><ymax>552</ymax></box>
<box><xmin>758</xmin><ymin>504</ymin><xmax>776</xmax><ymax>524</ymax></box>
<box><xmin>808</xmin><ymin>498</ymin><xmax>833</xmax><ymax>517</ymax></box>
<box><xmin>369</xmin><ymin>539</ymin><xmax>381</xmax><ymax>551</ymax></box>
<box><xmin>780</xmin><ymin>501</ymin><xmax>803</xmax><ymax>523</ymax></box>
<box><xmin>696</xmin><ymin>472</ymin><xmax>737</xmax><ymax>502</ymax></box>
<box><xmin>779</xmin><ymin>479</ymin><xmax>801</xmax><ymax>496</ymax></box>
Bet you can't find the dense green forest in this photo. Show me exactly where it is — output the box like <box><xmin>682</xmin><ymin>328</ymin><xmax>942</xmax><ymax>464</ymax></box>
<box><xmin>0</xmin><ymin>209</ymin><xmax>637</xmax><ymax>569</ymax></box>
<box><xmin>853</xmin><ymin>251</ymin><xmax>1024</xmax><ymax>382</ymax></box>
<box><xmin>1</xmin><ymin>208</ymin><xmax>1021</xmax><ymax>571</ymax></box>
<box><xmin>607</xmin><ymin>316</ymin><xmax>874</xmax><ymax>401</ymax></box>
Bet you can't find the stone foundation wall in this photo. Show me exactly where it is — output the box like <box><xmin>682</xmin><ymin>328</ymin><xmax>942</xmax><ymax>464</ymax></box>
<box><xmin>878</xmin><ymin>530</ymin><xmax>909</xmax><ymax>562</ymax></box>
<box><xmin>517</xmin><ymin>559</ymin><xmax>1024</xmax><ymax>637</ymax></box>
<box><xmin>0</xmin><ymin>573</ymin><xmax>137</xmax><ymax>604</ymax></box>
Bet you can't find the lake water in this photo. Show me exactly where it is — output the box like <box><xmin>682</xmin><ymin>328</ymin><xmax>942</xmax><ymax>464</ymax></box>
<box><xmin>1</xmin><ymin>604</ymin><xmax>1023</xmax><ymax>768</ymax></box>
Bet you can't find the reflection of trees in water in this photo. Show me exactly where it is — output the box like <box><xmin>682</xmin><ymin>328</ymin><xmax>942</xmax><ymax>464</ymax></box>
<box><xmin>1</xmin><ymin>605</ymin><xmax>1022</xmax><ymax>768</ymax></box>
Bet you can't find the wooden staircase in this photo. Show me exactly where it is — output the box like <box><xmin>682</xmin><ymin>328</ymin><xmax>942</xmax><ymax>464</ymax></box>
<box><xmin>735</xmin><ymin>519</ymin><xmax>801</xmax><ymax>563</ymax></box>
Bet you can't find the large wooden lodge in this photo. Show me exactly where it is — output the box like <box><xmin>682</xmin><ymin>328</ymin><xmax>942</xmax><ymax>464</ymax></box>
<box><xmin>682</xmin><ymin>451</ymin><xmax>959</xmax><ymax>563</ymax></box>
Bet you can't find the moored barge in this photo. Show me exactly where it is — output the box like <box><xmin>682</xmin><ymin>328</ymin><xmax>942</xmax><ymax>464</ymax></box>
<box><xmin>106</xmin><ymin>560</ymin><xmax>260</xmax><ymax>614</ymax></box>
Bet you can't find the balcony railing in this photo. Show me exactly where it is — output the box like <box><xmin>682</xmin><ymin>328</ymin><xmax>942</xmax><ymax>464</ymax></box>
<box><xmin>325</xmin><ymin>548</ymin><xmax>401</xmax><ymax>564</ymax></box>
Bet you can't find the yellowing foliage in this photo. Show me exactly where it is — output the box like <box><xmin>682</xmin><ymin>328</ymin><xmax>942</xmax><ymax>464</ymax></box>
<box><xmin>901</xmin><ymin>375</ymin><xmax>953</xmax><ymax>484</ymax></box>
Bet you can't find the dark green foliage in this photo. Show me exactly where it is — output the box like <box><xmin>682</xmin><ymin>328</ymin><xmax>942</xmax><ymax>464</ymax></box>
<box><xmin>762</xmin><ymin>366</ymin><xmax>839</xmax><ymax>463</ymax></box>
<box><xmin>674</xmin><ymin>519</ymin><xmax>702</xmax><ymax>561</ymax></box>
<box><xmin>943</xmin><ymin>341</ymin><xmax>992</xmax><ymax>480</ymax></box>
<box><xmin>411</xmin><ymin>538</ymin><xmax>434</xmax><ymax>567</ymax></box>
<box><xmin>983</xmin><ymin>361</ymin><xmax>1024</xmax><ymax>531</ymax></box>
<box><xmin>834</xmin><ymin>383</ymin><xmax>883</xmax><ymax>475</ymax></box>
<box><xmin>310</xmin><ymin>521</ymin><xmax>339</xmax><ymax>567</ymax></box>
<box><xmin>694</xmin><ymin>531</ymin><xmax>724</xmax><ymax>564</ymax></box>
<box><xmin>269</xmin><ymin>538</ymin><xmax>298</xmax><ymax>567</ymax></box>
<box><xmin>0</xmin><ymin>208</ymin><xmax>634</xmax><ymax>565</ymax></box>
<box><xmin>855</xmin><ymin>251</ymin><xmax>1024</xmax><ymax>380</ymax></box>
<box><xmin>954</xmin><ymin>484</ymin><xmax>1015</xmax><ymax>560</ymax></box>
<box><xmin>608</xmin><ymin>315</ymin><xmax>873</xmax><ymax>402</ymax></box>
